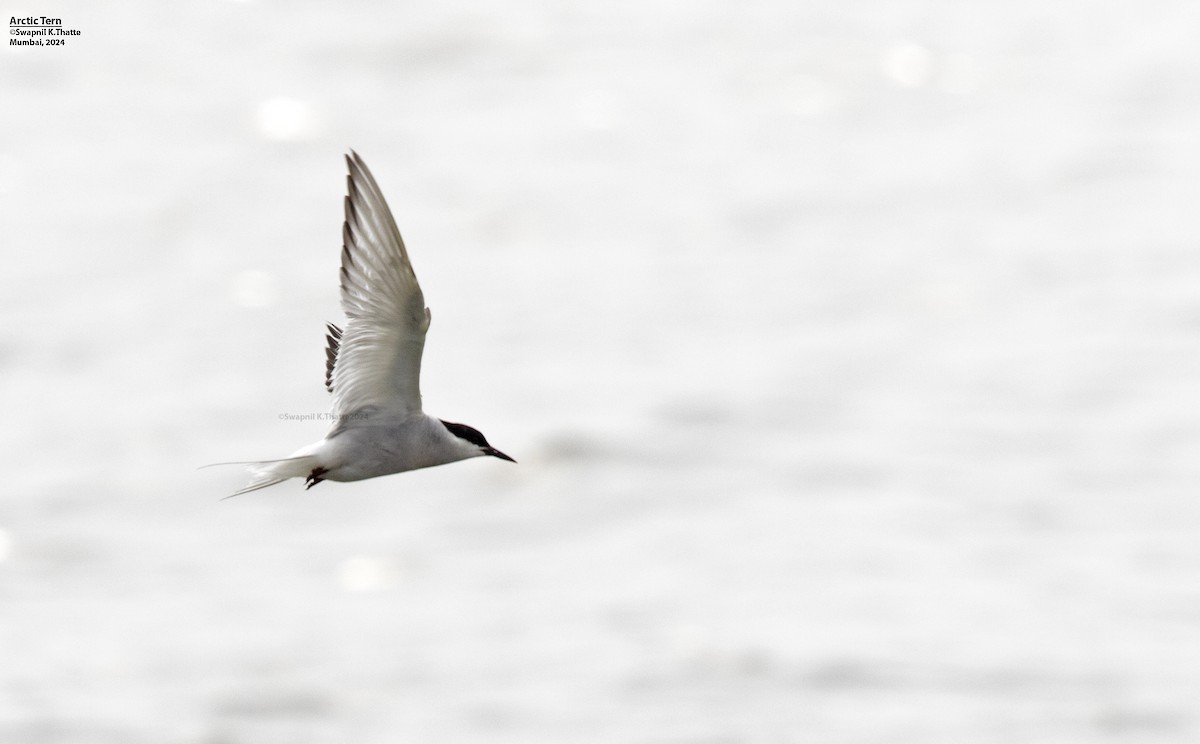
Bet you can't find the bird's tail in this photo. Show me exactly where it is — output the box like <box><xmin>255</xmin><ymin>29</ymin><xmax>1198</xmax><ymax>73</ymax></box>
<box><xmin>203</xmin><ymin>447</ymin><xmax>323</xmax><ymax>499</ymax></box>
<box><xmin>229</xmin><ymin>455</ymin><xmax>320</xmax><ymax>498</ymax></box>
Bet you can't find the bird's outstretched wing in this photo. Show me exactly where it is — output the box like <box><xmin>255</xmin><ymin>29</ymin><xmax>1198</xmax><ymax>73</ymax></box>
<box><xmin>326</xmin><ymin>151</ymin><xmax>430</xmax><ymax>417</ymax></box>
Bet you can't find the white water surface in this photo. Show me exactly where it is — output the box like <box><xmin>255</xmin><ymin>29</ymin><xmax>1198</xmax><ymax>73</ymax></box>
<box><xmin>3</xmin><ymin>2</ymin><xmax>1200</xmax><ymax>742</ymax></box>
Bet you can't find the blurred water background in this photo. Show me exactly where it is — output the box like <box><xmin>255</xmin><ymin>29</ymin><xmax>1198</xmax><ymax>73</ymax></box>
<box><xmin>3</xmin><ymin>1</ymin><xmax>1200</xmax><ymax>742</ymax></box>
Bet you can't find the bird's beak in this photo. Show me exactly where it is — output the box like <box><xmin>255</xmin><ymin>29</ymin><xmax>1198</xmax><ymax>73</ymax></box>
<box><xmin>485</xmin><ymin>447</ymin><xmax>516</xmax><ymax>463</ymax></box>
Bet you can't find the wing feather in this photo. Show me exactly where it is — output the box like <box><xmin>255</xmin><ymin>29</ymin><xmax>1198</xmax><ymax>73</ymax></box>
<box><xmin>326</xmin><ymin>152</ymin><xmax>430</xmax><ymax>416</ymax></box>
<box><xmin>323</xmin><ymin>323</ymin><xmax>342</xmax><ymax>393</ymax></box>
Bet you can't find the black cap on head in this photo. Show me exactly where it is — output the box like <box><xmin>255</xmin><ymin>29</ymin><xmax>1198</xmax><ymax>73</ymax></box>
<box><xmin>440</xmin><ymin>420</ymin><xmax>516</xmax><ymax>462</ymax></box>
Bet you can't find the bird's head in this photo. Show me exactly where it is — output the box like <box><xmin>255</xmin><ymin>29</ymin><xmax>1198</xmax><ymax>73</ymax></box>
<box><xmin>439</xmin><ymin>420</ymin><xmax>516</xmax><ymax>463</ymax></box>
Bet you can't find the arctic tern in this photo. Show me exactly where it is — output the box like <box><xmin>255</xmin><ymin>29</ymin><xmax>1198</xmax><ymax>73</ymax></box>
<box><xmin>220</xmin><ymin>152</ymin><xmax>514</xmax><ymax>497</ymax></box>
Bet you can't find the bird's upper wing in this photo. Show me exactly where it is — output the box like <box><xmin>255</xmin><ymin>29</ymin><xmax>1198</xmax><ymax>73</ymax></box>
<box><xmin>327</xmin><ymin>151</ymin><xmax>430</xmax><ymax>417</ymax></box>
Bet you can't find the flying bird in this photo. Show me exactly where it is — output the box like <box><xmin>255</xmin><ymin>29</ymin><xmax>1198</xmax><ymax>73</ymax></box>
<box><xmin>221</xmin><ymin>152</ymin><xmax>514</xmax><ymax>497</ymax></box>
